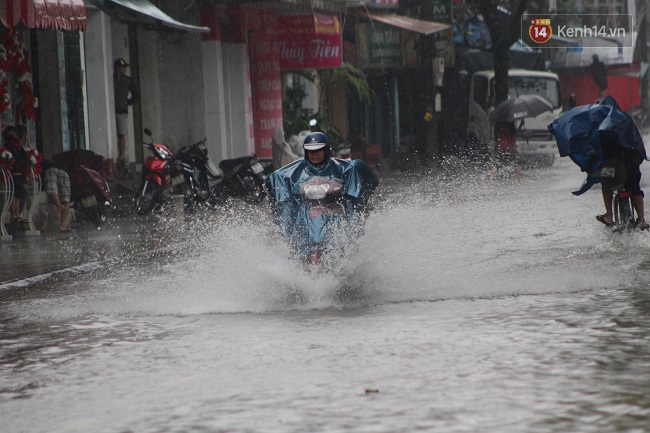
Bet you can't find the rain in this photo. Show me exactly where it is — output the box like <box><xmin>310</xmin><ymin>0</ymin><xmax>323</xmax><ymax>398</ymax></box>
<box><xmin>2</xmin><ymin>1</ymin><xmax>650</xmax><ymax>433</ymax></box>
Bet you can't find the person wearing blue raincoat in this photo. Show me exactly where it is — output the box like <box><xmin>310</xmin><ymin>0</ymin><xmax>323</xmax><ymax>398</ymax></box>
<box><xmin>265</xmin><ymin>132</ymin><xmax>379</xmax><ymax>259</ymax></box>
<box><xmin>548</xmin><ymin>96</ymin><xmax>648</xmax><ymax>228</ymax></box>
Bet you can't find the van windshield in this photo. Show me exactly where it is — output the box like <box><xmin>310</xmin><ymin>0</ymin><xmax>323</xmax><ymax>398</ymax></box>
<box><xmin>505</xmin><ymin>76</ymin><xmax>560</xmax><ymax>108</ymax></box>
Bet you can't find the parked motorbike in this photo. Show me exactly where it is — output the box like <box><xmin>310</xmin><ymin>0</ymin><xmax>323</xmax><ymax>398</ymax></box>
<box><xmin>175</xmin><ymin>139</ymin><xmax>266</xmax><ymax>205</ymax></box>
<box><xmin>52</xmin><ymin>149</ymin><xmax>112</xmax><ymax>226</ymax></box>
<box><xmin>133</xmin><ymin>128</ymin><xmax>196</xmax><ymax>215</ymax></box>
<box><xmin>333</xmin><ymin>143</ymin><xmax>351</xmax><ymax>160</ymax></box>
<box><xmin>174</xmin><ymin>138</ymin><xmax>220</xmax><ymax>209</ymax></box>
<box><xmin>212</xmin><ymin>154</ymin><xmax>266</xmax><ymax>204</ymax></box>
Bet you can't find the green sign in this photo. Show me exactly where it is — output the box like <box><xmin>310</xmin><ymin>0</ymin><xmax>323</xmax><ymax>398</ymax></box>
<box><xmin>356</xmin><ymin>22</ymin><xmax>402</xmax><ymax>69</ymax></box>
<box><xmin>432</xmin><ymin>0</ymin><xmax>452</xmax><ymax>24</ymax></box>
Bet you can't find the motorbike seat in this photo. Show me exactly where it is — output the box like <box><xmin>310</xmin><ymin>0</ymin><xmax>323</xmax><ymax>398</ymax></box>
<box><xmin>219</xmin><ymin>155</ymin><xmax>252</xmax><ymax>174</ymax></box>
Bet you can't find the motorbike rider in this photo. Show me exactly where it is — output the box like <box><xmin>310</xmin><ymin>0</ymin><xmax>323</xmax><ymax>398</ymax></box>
<box><xmin>265</xmin><ymin>132</ymin><xmax>379</xmax><ymax>259</ymax></box>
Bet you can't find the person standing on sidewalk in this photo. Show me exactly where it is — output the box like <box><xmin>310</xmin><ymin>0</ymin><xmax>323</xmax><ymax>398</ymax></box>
<box><xmin>113</xmin><ymin>58</ymin><xmax>139</xmax><ymax>175</ymax></box>
<box><xmin>589</xmin><ymin>54</ymin><xmax>608</xmax><ymax>99</ymax></box>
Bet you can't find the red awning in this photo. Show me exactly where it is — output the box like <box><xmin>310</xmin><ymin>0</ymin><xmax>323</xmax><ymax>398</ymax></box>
<box><xmin>1</xmin><ymin>0</ymin><xmax>87</xmax><ymax>31</ymax></box>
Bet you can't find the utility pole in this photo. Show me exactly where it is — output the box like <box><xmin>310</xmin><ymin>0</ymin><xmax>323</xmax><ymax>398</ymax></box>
<box><xmin>419</xmin><ymin>0</ymin><xmax>438</xmax><ymax>166</ymax></box>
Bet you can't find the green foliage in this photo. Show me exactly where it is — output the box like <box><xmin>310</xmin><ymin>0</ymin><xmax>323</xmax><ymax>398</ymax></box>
<box><xmin>282</xmin><ymin>81</ymin><xmax>314</xmax><ymax>137</ymax></box>
<box><xmin>319</xmin><ymin>63</ymin><xmax>371</xmax><ymax>102</ymax></box>
<box><xmin>282</xmin><ymin>63</ymin><xmax>371</xmax><ymax>144</ymax></box>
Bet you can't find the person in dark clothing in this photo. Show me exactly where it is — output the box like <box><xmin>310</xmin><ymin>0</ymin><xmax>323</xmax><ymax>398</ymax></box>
<box><xmin>589</xmin><ymin>54</ymin><xmax>608</xmax><ymax>98</ymax></box>
<box><xmin>596</xmin><ymin>131</ymin><xmax>647</xmax><ymax>230</ymax></box>
<box><xmin>113</xmin><ymin>58</ymin><xmax>139</xmax><ymax>174</ymax></box>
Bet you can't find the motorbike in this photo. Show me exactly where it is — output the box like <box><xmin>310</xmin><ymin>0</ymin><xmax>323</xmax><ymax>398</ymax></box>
<box><xmin>133</xmin><ymin>128</ymin><xmax>196</xmax><ymax>215</ymax></box>
<box><xmin>333</xmin><ymin>143</ymin><xmax>351</xmax><ymax>160</ymax></box>
<box><xmin>299</xmin><ymin>176</ymin><xmax>348</xmax><ymax>266</ymax></box>
<box><xmin>175</xmin><ymin>139</ymin><xmax>266</xmax><ymax>205</ymax></box>
<box><xmin>174</xmin><ymin>138</ymin><xmax>220</xmax><ymax>208</ymax></box>
<box><xmin>52</xmin><ymin>149</ymin><xmax>112</xmax><ymax>226</ymax></box>
<box><xmin>212</xmin><ymin>154</ymin><xmax>266</xmax><ymax>204</ymax></box>
<box><xmin>266</xmin><ymin>158</ymin><xmax>379</xmax><ymax>269</ymax></box>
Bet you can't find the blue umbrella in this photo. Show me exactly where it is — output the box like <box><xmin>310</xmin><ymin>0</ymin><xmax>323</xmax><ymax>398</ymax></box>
<box><xmin>548</xmin><ymin>96</ymin><xmax>646</xmax><ymax>195</ymax></box>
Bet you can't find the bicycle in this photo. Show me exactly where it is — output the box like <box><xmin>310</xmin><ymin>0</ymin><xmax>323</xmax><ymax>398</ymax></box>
<box><xmin>599</xmin><ymin>154</ymin><xmax>641</xmax><ymax>233</ymax></box>
<box><xmin>611</xmin><ymin>184</ymin><xmax>636</xmax><ymax>233</ymax></box>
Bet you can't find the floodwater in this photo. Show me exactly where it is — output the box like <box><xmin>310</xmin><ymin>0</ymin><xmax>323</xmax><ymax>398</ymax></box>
<box><xmin>2</xmin><ymin>152</ymin><xmax>650</xmax><ymax>433</ymax></box>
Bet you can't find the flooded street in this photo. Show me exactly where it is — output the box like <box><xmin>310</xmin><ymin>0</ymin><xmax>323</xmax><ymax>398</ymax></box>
<box><xmin>2</xmin><ymin>153</ymin><xmax>650</xmax><ymax>433</ymax></box>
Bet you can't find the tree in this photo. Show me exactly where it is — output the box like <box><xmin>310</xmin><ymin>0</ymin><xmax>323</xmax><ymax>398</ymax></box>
<box><xmin>469</xmin><ymin>0</ymin><xmax>529</xmax><ymax>106</ymax></box>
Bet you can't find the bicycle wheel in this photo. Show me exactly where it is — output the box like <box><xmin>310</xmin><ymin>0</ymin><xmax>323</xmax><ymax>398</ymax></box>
<box><xmin>614</xmin><ymin>192</ymin><xmax>635</xmax><ymax>230</ymax></box>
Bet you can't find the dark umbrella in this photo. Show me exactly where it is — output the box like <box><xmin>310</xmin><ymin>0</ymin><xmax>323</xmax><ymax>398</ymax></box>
<box><xmin>489</xmin><ymin>94</ymin><xmax>554</xmax><ymax>123</ymax></box>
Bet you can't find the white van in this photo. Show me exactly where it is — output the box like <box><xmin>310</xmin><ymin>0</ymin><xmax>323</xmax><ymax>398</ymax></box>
<box><xmin>466</xmin><ymin>69</ymin><xmax>562</xmax><ymax>166</ymax></box>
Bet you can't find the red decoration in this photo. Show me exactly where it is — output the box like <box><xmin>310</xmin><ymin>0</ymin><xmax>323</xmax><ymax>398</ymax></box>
<box><xmin>26</xmin><ymin>147</ymin><xmax>42</xmax><ymax>180</ymax></box>
<box><xmin>0</xmin><ymin>147</ymin><xmax>15</xmax><ymax>172</ymax></box>
<box><xmin>0</xmin><ymin>30</ymin><xmax>38</xmax><ymax>121</ymax></box>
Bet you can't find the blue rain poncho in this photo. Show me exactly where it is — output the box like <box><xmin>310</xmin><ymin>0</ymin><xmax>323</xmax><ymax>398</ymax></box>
<box><xmin>265</xmin><ymin>157</ymin><xmax>379</xmax><ymax>257</ymax></box>
<box><xmin>548</xmin><ymin>96</ymin><xmax>647</xmax><ymax>195</ymax></box>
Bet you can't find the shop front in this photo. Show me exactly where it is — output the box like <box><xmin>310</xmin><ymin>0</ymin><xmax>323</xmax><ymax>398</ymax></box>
<box><xmin>352</xmin><ymin>11</ymin><xmax>449</xmax><ymax>168</ymax></box>
<box><xmin>218</xmin><ymin>4</ymin><xmax>343</xmax><ymax>160</ymax></box>
<box><xmin>0</xmin><ymin>0</ymin><xmax>87</xmax><ymax>155</ymax></box>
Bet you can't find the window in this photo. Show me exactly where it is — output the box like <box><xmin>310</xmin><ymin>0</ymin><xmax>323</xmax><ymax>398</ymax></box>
<box><xmin>508</xmin><ymin>77</ymin><xmax>561</xmax><ymax>108</ymax></box>
<box><xmin>63</xmin><ymin>31</ymin><xmax>87</xmax><ymax>150</ymax></box>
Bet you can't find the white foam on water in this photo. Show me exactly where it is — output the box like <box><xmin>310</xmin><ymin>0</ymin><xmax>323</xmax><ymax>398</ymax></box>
<box><xmin>15</xmin><ymin>157</ymin><xmax>650</xmax><ymax>320</ymax></box>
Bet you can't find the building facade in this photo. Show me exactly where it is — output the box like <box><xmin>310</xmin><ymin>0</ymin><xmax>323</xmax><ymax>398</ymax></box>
<box><xmin>2</xmin><ymin>0</ymin><xmax>456</xmax><ymax>175</ymax></box>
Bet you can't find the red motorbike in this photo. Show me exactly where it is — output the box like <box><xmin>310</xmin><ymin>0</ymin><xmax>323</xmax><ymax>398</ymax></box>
<box><xmin>133</xmin><ymin>128</ymin><xmax>193</xmax><ymax>215</ymax></box>
<box><xmin>52</xmin><ymin>149</ymin><xmax>112</xmax><ymax>226</ymax></box>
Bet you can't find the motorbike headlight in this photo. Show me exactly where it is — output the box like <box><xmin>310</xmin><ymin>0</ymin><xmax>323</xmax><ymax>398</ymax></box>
<box><xmin>304</xmin><ymin>184</ymin><xmax>329</xmax><ymax>200</ymax></box>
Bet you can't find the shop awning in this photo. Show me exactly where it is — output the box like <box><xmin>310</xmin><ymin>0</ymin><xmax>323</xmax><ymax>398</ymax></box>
<box><xmin>103</xmin><ymin>0</ymin><xmax>209</xmax><ymax>33</ymax></box>
<box><xmin>0</xmin><ymin>0</ymin><xmax>87</xmax><ymax>31</ymax></box>
<box><xmin>360</xmin><ymin>11</ymin><xmax>450</xmax><ymax>36</ymax></box>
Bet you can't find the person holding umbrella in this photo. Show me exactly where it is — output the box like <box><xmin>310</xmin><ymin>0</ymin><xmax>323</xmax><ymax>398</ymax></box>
<box><xmin>488</xmin><ymin>118</ymin><xmax>524</xmax><ymax>180</ymax></box>
<box><xmin>488</xmin><ymin>94</ymin><xmax>554</xmax><ymax>181</ymax></box>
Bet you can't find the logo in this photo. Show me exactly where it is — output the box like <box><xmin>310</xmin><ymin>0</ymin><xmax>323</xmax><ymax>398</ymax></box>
<box><xmin>522</xmin><ymin>14</ymin><xmax>632</xmax><ymax>48</ymax></box>
<box><xmin>529</xmin><ymin>18</ymin><xmax>552</xmax><ymax>44</ymax></box>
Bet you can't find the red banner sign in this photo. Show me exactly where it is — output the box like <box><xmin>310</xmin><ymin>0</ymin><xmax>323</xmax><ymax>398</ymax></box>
<box><xmin>251</xmin><ymin>13</ymin><xmax>282</xmax><ymax>158</ymax></box>
<box><xmin>278</xmin><ymin>14</ymin><xmax>343</xmax><ymax>69</ymax></box>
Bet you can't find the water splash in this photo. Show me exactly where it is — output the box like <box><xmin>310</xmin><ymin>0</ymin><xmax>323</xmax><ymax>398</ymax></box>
<box><xmin>7</xmin><ymin>158</ymin><xmax>650</xmax><ymax>318</ymax></box>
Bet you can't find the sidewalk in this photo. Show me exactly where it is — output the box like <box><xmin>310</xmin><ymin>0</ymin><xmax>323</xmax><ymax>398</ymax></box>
<box><xmin>0</xmin><ymin>175</ymin><xmax>145</xmax><ymax>286</ymax></box>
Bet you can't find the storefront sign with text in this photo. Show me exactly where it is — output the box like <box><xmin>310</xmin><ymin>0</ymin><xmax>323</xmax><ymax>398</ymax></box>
<box><xmin>251</xmin><ymin>14</ymin><xmax>282</xmax><ymax>158</ymax></box>
<box><xmin>278</xmin><ymin>14</ymin><xmax>342</xmax><ymax>69</ymax></box>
